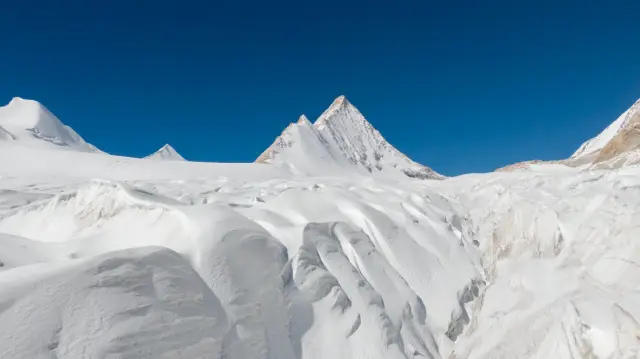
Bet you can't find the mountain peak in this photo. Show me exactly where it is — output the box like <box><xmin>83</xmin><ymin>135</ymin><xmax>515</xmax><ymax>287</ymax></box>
<box><xmin>145</xmin><ymin>144</ymin><xmax>185</xmax><ymax>161</ymax></box>
<box><xmin>315</xmin><ymin>95</ymin><xmax>362</xmax><ymax>128</ymax></box>
<box><xmin>332</xmin><ymin>95</ymin><xmax>349</xmax><ymax>106</ymax></box>
<box><xmin>257</xmin><ymin>95</ymin><xmax>443</xmax><ymax>179</ymax></box>
<box><xmin>297</xmin><ymin>114</ymin><xmax>312</xmax><ymax>126</ymax></box>
<box><xmin>0</xmin><ymin>97</ymin><xmax>101</xmax><ymax>153</ymax></box>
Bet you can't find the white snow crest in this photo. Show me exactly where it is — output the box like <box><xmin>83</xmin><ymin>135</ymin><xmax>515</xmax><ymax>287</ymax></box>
<box><xmin>0</xmin><ymin>97</ymin><xmax>102</xmax><ymax>153</ymax></box>
<box><xmin>145</xmin><ymin>144</ymin><xmax>186</xmax><ymax>161</ymax></box>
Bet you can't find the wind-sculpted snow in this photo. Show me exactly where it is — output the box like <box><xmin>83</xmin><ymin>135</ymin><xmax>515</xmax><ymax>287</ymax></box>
<box><xmin>1</xmin><ymin>162</ymin><xmax>639</xmax><ymax>359</ymax></box>
<box><xmin>0</xmin><ymin>176</ymin><xmax>483</xmax><ymax>359</ymax></box>
<box><xmin>0</xmin><ymin>247</ymin><xmax>228</xmax><ymax>359</ymax></box>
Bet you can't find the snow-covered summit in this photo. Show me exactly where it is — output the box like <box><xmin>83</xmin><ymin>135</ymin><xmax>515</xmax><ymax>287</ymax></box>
<box><xmin>0</xmin><ymin>97</ymin><xmax>101</xmax><ymax>153</ymax></box>
<box><xmin>258</xmin><ymin>96</ymin><xmax>444</xmax><ymax>180</ymax></box>
<box><xmin>144</xmin><ymin>144</ymin><xmax>186</xmax><ymax>161</ymax></box>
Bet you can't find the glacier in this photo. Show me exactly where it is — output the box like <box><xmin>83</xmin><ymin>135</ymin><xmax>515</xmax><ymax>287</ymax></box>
<box><xmin>0</xmin><ymin>95</ymin><xmax>638</xmax><ymax>359</ymax></box>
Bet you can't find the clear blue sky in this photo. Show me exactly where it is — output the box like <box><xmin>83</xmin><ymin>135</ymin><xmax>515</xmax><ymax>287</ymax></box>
<box><xmin>2</xmin><ymin>1</ymin><xmax>639</xmax><ymax>175</ymax></box>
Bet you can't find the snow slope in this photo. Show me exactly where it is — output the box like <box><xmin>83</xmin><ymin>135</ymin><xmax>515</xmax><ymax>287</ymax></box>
<box><xmin>499</xmin><ymin>97</ymin><xmax>640</xmax><ymax>172</ymax></box>
<box><xmin>258</xmin><ymin>96</ymin><xmax>444</xmax><ymax>180</ymax></box>
<box><xmin>145</xmin><ymin>144</ymin><xmax>186</xmax><ymax>161</ymax></box>
<box><xmin>572</xmin><ymin>98</ymin><xmax>640</xmax><ymax>159</ymax></box>
<box><xmin>0</xmin><ymin>97</ymin><xmax>101</xmax><ymax>152</ymax></box>
<box><xmin>0</xmin><ymin>142</ymin><xmax>284</xmax><ymax>182</ymax></box>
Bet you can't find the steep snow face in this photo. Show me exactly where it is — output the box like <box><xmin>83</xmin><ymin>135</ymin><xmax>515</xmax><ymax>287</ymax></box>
<box><xmin>571</xmin><ymin>98</ymin><xmax>640</xmax><ymax>170</ymax></box>
<box><xmin>0</xmin><ymin>97</ymin><xmax>101</xmax><ymax>152</ymax></box>
<box><xmin>572</xmin><ymin>98</ymin><xmax>640</xmax><ymax>159</ymax></box>
<box><xmin>499</xmin><ymin>97</ymin><xmax>640</xmax><ymax>172</ymax></box>
<box><xmin>145</xmin><ymin>144</ymin><xmax>186</xmax><ymax>161</ymax></box>
<box><xmin>256</xmin><ymin>115</ymin><xmax>349</xmax><ymax>176</ymax></box>
<box><xmin>315</xmin><ymin>96</ymin><xmax>443</xmax><ymax>179</ymax></box>
<box><xmin>258</xmin><ymin>96</ymin><xmax>444</xmax><ymax>180</ymax></box>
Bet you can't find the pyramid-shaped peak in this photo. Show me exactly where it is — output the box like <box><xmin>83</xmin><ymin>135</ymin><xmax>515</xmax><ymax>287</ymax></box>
<box><xmin>333</xmin><ymin>95</ymin><xmax>349</xmax><ymax>106</ymax></box>
<box><xmin>256</xmin><ymin>95</ymin><xmax>443</xmax><ymax>179</ymax></box>
<box><xmin>326</xmin><ymin>95</ymin><xmax>352</xmax><ymax>111</ymax></box>
<box><xmin>297</xmin><ymin>114</ymin><xmax>312</xmax><ymax>126</ymax></box>
<box><xmin>315</xmin><ymin>95</ymin><xmax>364</xmax><ymax>127</ymax></box>
<box><xmin>145</xmin><ymin>144</ymin><xmax>185</xmax><ymax>161</ymax></box>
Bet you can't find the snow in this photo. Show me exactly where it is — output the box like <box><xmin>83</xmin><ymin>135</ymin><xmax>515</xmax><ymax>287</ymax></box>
<box><xmin>0</xmin><ymin>142</ymin><xmax>284</xmax><ymax>181</ymax></box>
<box><xmin>145</xmin><ymin>144</ymin><xmax>186</xmax><ymax>161</ymax></box>
<box><xmin>0</xmin><ymin>97</ymin><xmax>101</xmax><ymax>153</ymax></box>
<box><xmin>0</xmin><ymin>125</ymin><xmax>15</xmax><ymax>140</ymax></box>
<box><xmin>0</xmin><ymin>95</ymin><xmax>639</xmax><ymax>359</ymax></box>
<box><xmin>572</xmin><ymin>97</ymin><xmax>640</xmax><ymax>159</ymax></box>
<box><xmin>258</xmin><ymin>96</ymin><xmax>444</xmax><ymax>180</ymax></box>
<box><xmin>501</xmin><ymin>97</ymin><xmax>640</xmax><ymax>172</ymax></box>
<box><xmin>433</xmin><ymin>169</ymin><xmax>640</xmax><ymax>358</ymax></box>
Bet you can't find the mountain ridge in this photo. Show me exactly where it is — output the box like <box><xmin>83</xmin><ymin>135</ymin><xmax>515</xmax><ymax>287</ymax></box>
<box><xmin>257</xmin><ymin>96</ymin><xmax>444</xmax><ymax>180</ymax></box>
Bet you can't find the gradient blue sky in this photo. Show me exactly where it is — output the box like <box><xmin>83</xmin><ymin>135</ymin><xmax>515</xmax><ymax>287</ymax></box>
<box><xmin>2</xmin><ymin>1</ymin><xmax>639</xmax><ymax>175</ymax></box>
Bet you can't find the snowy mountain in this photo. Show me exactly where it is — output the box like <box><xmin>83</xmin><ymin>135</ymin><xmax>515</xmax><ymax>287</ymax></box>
<box><xmin>1</xmin><ymin>94</ymin><xmax>639</xmax><ymax>359</ymax></box>
<box><xmin>0</xmin><ymin>97</ymin><xmax>101</xmax><ymax>153</ymax></box>
<box><xmin>572</xmin><ymin>98</ymin><xmax>640</xmax><ymax>159</ymax></box>
<box><xmin>499</xmin><ymin>97</ymin><xmax>640</xmax><ymax>172</ymax></box>
<box><xmin>570</xmin><ymin>97</ymin><xmax>640</xmax><ymax>169</ymax></box>
<box><xmin>144</xmin><ymin>144</ymin><xmax>186</xmax><ymax>161</ymax></box>
<box><xmin>258</xmin><ymin>96</ymin><xmax>444</xmax><ymax>180</ymax></box>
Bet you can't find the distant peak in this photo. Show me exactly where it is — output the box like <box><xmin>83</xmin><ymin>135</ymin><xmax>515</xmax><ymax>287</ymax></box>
<box><xmin>297</xmin><ymin>114</ymin><xmax>312</xmax><ymax>126</ymax></box>
<box><xmin>145</xmin><ymin>144</ymin><xmax>185</xmax><ymax>161</ymax></box>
